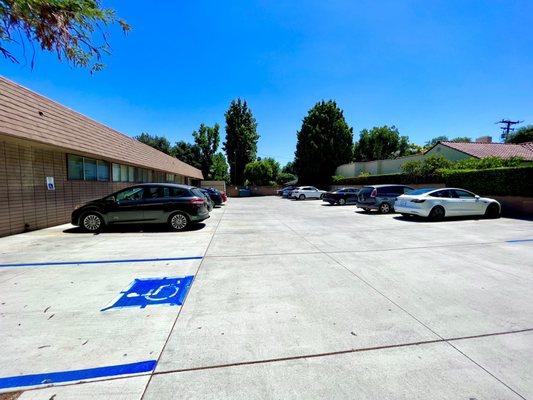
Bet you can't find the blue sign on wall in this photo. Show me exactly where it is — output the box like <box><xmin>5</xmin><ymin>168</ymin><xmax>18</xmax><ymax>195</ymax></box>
<box><xmin>102</xmin><ymin>276</ymin><xmax>194</xmax><ymax>311</ymax></box>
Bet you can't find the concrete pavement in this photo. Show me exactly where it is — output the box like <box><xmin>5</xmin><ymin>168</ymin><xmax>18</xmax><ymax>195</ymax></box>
<box><xmin>0</xmin><ymin>197</ymin><xmax>531</xmax><ymax>399</ymax></box>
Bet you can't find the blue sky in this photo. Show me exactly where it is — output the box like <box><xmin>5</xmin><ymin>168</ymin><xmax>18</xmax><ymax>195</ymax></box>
<box><xmin>2</xmin><ymin>0</ymin><xmax>532</xmax><ymax>165</ymax></box>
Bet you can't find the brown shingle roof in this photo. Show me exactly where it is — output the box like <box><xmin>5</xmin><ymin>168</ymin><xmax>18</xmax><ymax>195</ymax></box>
<box><xmin>433</xmin><ymin>141</ymin><xmax>533</xmax><ymax>161</ymax></box>
<box><xmin>0</xmin><ymin>76</ymin><xmax>203</xmax><ymax>179</ymax></box>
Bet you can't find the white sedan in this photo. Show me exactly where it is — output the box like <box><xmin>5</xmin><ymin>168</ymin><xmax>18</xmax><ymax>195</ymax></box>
<box><xmin>395</xmin><ymin>188</ymin><xmax>501</xmax><ymax>220</ymax></box>
<box><xmin>290</xmin><ymin>186</ymin><xmax>326</xmax><ymax>200</ymax></box>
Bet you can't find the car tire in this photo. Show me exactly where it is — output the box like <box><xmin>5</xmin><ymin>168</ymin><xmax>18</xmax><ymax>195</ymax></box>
<box><xmin>362</xmin><ymin>208</ymin><xmax>370</xmax><ymax>212</ymax></box>
<box><xmin>338</xmin><ymin>198</ymin><xmax>346</xmax><ymax>206</ymax></box>
<box><xmin>378</xmin><ymin>202</ymin><xmax>391</xmax><ymax>214</ymax></box>
<box><xmin>168</xmin><ymin>212</ymin><xmax>189</xmax><ymax>231</ymax></box>
<box><xmin>80</xmin><ymin>212</ymin><xmax>104</xmax><ymax>233</ymax></box>
<box><xmin>401</xmin><ymin>213</ymin><xmax>410</xmax><ymax>218</ymax></box>
<box><xmin>485</xmin><ymin>203</ymin><xmax>501</xmax><ymax>219</ymax></box>
<box><xmin>429</xmin><ymin>205</ymin><xmax>445</xmax><ymax>221</ymax></box>
<box><xmin>299</xmin><ymin>194</ymin><xmax>306</xmax><ymax>200</ymax></box>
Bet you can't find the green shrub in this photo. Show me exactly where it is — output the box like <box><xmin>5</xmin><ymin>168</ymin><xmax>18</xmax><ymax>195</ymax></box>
<box><xmin>453</xmin><ymin>156</ymin><xmax>523</xmax><ymax>170</ymax></box>
<box><xmin>332</xmin><ymin>175</ymin><xmax>345</xmax><ymax>183</ymax></box>
<box><xmin>440</xmin><ymin>166</ymin><xmax>533</xmax><ymax>197</ymax></box>
<box><xmin>401</xmin><ymin>155</ymin><xmax>452</xmax><ymax>179</ymax></box>
<box><xmin>244</xmin><ymin>160</ymin><xmax>273</xmax><ymax>186</ymax></box>
<box><xmin>277</xmin><ymin>172</ymin><xmax>297</xmax><ymax>185</ymax></box>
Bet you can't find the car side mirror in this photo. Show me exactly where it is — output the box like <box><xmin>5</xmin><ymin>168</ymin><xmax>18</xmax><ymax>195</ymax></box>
<box><xmin>475</xmin><ymin>195</ymin><xmax>480</xmax><ymax>200</ymax></box>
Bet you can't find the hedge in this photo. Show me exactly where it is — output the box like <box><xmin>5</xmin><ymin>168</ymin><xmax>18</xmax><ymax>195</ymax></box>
<box><xmin>334</xmin><ymin>166</ymin><xmax>533</xmax><ymax>197</ymax></box>
<box><xmin>334</xmin><ymin>173</ymin><xmax>441</xmax><ymax>185</ymax></box>
<box><xmin>440</xmin><ymin>166</ymin><xmax>533</xmax><ymax>197</ymax></box>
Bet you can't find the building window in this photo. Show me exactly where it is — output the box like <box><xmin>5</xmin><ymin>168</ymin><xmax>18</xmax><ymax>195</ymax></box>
<box><xmin>83</xmin><ymin>157</ymin><xmax>97</xmax><ymax>181</ymax></box>
<box><xmin>128</xmin><ymin>166</ymin><xmax>135</xmax><ymax>182</ymax></box>
<box><xmin>120</xmin><ymin>164</ymin><xmax>128</xmax><ymax>182</ymax></box>
<box><xmin>68</xmin><ymin>154</ymin><xmax>109</xmax><ymax>181</ymax></box>
<box><xmin>97</xmin><ymin>161</ymin><xmax>109</xmax><ymax>181</ymax></box>
<box><xmin>112</xmin><ymin>163</ymin><xmax>121</xmax><ymax>181</ymax></box>
<box><xmin>67</xmin><ymin>154</ymin><xmax>83</xmax><ymax>180</ymax></box>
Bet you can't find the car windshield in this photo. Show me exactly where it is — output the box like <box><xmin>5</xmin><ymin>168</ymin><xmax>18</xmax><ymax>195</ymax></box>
<box><xmin>408</xmin><ymin>188</ymin><xmax>436</xmax><ymax>195</ymax></box>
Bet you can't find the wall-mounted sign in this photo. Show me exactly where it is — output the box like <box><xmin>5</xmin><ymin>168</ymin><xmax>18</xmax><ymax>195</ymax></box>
<box><xmin>46</xmin><ymin>177</ymin><xmax>55</xmax><ymax>191</ymax></box>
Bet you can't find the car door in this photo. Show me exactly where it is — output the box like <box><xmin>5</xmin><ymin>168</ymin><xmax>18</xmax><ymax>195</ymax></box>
<box><xmin>107</xmin><ymin>187</ymin><xmax>146</xmax><ymax>223</ymax></box>
<box><xmin>308</xmin><ymin>187</ymin><xmax>319</xmax><ymax>198</ymax></box>
<box><xmin>428</xmin><ymin>189</ymin><xmax>457</xmax><ymax>215</ymax></box>
<box><xmin>345</xmin><ymin>188</ymin><xmax>358</xmax><ymax>203</ymax></box>
<box><xmin>452</xmin><ymin>189</ymin><xmax>483</xmax><ymax>215</ymax></box>
<box><xmin>141</xmin><ymin>186</ymin><xmax>170</xmax><ymax>222</ymax></box>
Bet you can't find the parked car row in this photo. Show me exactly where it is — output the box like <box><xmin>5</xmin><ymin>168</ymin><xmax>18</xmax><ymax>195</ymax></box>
<box><xmin>278</xmin><ymin>184</ymin><xmax>501</xmax><ymax>220</ymax></box>
<box><xmin>71</xmin><ymin>183</ymin><xmax>227</xmax><ymax>232</ymax></box>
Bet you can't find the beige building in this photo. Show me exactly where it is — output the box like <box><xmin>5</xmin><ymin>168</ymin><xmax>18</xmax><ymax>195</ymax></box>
<box><xmin>336</xmin><ymin>140</ymin><xmax>533</xmax><ymax>178</ymax></box>
<box><xmin>0</xmin><ymin>77</ymin><xmax>203</xmax><ymax>237</ymax></box>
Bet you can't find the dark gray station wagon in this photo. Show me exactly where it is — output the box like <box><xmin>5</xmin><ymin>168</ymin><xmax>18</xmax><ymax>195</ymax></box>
<box><xmin>71</xmin><ymin>183</ymin><xmax>210</xmax><ymax>232</ymax></box>
<box><xmin>355</xmin><ymin>184</ymin><xmax>414</xmax><ymax>213</ymax></box>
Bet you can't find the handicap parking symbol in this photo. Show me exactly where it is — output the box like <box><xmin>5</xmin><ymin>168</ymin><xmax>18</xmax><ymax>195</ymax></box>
<box><xmin>101</xmin><ymin>276</ymin><xmax>194</xmax><ymax>311</ymax></box>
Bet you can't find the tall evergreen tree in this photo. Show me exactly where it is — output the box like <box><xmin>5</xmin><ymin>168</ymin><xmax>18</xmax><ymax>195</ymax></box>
<box><xmin>172</xmin><ymin>140</ymin><xmax>201</xmax><ymax>169</ymax></box>
<box><xmin>294</xmin><ymin>101</ymin><xmax>353</xmax><ymax>186</ymax></box>
<box><xmin>192</xmin><ymin>123</ymin><xmax>220</xmax><ymax>180</ymax></box>
<box><xmin>223</xmin><ymin>99</ymin><xmax>259</xmax><ymax>185</ymax></box>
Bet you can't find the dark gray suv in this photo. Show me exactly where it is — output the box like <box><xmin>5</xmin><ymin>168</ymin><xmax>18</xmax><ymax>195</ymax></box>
<box><xmin>356</xmin><ymin>184</ymin><xmax>414</xmax><ymax>214</ymax></box>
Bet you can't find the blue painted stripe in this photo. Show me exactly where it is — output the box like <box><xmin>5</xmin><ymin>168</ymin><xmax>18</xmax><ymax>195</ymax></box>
<box><xmin>506</xmin><ymin>239</ymin><xmax>533</xmax><ymax>243</ymax></box>
<box><xmin>0</xmin><ymin>256</ymin><xmax>203</xmax><ymax>268</ymax></box>
<box><xmin>0</xmin><ymin>360</ymin><xmax>157</xmax><ymax>390</ymax></box>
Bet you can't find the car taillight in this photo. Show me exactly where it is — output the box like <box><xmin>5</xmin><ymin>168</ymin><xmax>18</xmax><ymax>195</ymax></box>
<box><xmin>411</xmin><ymin>199</ymin><xmax>426</xmax><ymax>203</ymax></box>
<box><xmin>190</xmin><ymin>197</ymin><xmax>205</xmax><ymax>205</ymax></box>
<box><xmin>370</xmin><ymin>189</ymin><xmax>377</xmax><ymax>197</ymax></box>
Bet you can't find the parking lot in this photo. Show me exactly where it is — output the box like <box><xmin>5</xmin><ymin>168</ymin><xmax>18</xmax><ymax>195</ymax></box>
<box><xmin>1</xmin><ymin>196</ymin><xmax>532</xmax><ymax>399</ymax></box>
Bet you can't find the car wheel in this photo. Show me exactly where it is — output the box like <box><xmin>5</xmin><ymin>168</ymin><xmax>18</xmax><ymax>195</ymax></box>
<box><xmin>81</xmin><ymin>212</ymin><xmax>104</xmax><ymax>232</ymax></box>
<box><xmin>428</xmin><ymin>205</ymin><xmax>445</xmax><ymax>221</ymax></box>
<box><xmin>338</xmin><ymin>198</ymin><xmax>346</xmax><ymax>206</ymax></box>
<box><xmin>362</xmin><ymin>208</ymin><xmax>370</xmax><ymax>213</ymax></box>
<box><xmin>168</xmin><ymin>212</ymin><xmax>189</xmax><ymax>231</ymax></box>
<box><xmin>485</xmin><ymin>203</ymin><xmax>501</xmax><ymax>219</ymax></box>
<box><xmin>378</xmin><ymin>202</ymin><xmax>391</xmax><ymax>214</ymax></box>
<box><xmin>299</xmin><ymin>194</ymin><xmax>306</xmax><ymax>200</ymax></box>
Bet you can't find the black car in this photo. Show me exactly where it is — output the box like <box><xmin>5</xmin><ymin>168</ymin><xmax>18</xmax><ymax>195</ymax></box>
<box><xmin>355</xmin><ymin>184</ymin><xmax>414</xmax><ymax>213</ymax></box>
<box><xmin>71</xmin><ymin>183</ymin><xmax>210</xmax><ymax>232</ymax></box>
<box><xmin>202</xmin><ymin>187</ymin><xmax>223</xmax><ymax>206</ymax></box>
<box><xmin>322</xmin><ymin>187</ymin><xmax>359</xmax><ymax>205</ymax></box>
<box><xmin>198</xmin><ymin>188</ymin><xmax>215</xmax><ymax>211</ymax></box>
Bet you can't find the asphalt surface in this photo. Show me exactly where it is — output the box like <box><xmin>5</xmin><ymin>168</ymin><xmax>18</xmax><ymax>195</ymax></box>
<box><xmin>0</xmin><ymin>197</ymin><xmax>532</xmax><ymax>399</ymax></box>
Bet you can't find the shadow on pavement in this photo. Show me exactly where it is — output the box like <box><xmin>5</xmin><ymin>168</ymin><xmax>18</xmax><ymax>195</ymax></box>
<box><xmin>63</xmin><ymin>223</ymin><xmax>207</xmax><ymax>234</ymax></box>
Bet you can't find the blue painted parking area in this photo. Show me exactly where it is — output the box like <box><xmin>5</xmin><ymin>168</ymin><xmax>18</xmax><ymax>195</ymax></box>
<box><xmin>101</xmin><ymin>276</ymin><xmax>194</xmax><ymax>311</ymax></box>
<box><xmin>0</xmin><ymin>360</ymin><xmax>157</xmax><ymax>391</ymax></box>
<box><xmin>506</xmin><ymin>238</ymin><xmax>533</xmax><ymax>243</ymax></box>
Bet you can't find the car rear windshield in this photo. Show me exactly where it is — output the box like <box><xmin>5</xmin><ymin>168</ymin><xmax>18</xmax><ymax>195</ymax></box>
<box><xmin>408</xmin><ymin>188</ymin><xmax>435</xmax><ymax>195</ymax></box>
<box><xmin>191</xmin><ymin>188</ymin><xmax>204</xmax><ymax>197</ymax></box>
<box><xmin>359</xmin><ymin>187</ymin><xmax>373</xmax><ymax>196</ymax></box>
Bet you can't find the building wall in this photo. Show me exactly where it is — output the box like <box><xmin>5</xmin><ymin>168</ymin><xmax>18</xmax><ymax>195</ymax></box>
<box><xmin>425</xmin><ymin>144</ymin><xmax>472</xmax><ymax>161</ymax></box>
<box><xmin>336</xmin><ymin>154</ymin><xmax>426</xmax><ymax>178</ymax></box>
<box><xmin>1</xmin><ymin>139</ymin><xmax>145</xmax><ymax>237</ymax></box>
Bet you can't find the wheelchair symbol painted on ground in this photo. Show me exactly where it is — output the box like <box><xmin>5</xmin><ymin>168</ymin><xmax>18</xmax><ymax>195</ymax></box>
<box><xmin>101</xmin><ymin>276</ymin><xmax>194</xmax><ymax>311</ymax></box>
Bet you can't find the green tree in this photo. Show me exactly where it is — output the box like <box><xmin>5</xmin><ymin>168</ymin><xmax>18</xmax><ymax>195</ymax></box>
<box><xmin>210</xmin><ymin>152</ymin><xmax>230</xmax><ymax>182</ymax></box>
<box><xmin>0</xmin><ymin>0</ymin><xmax>129</xmax><ymax>72</ymax></box>
<box><xmin>262</xmin><ymin>157</ymin><xmax>280</xmax><ymax>181</ymax></box>
<box><xmin>136</xmin><ymin>132</ymin><xmax>172</xmax><ymax>155</ymax></box>
<box><xmin>353</xmin><ymin>125</ymin><xmax>409</xmax><ymax>161</ymax></box>
<box><xmin>506</xmin><ymin>125</ymin><xmax>533</xmax><ymax>144</ymax></box>
<box><xmin>192</xmin><ymin>123</ymin><xmax>220</xmax><ymax>180</ymax></box>
<box><xmin>277</xmin><ymin>172</ymin><xmax>296</xmax><ymax>185</ymax></box>
<box><xmin>282</xmin><ymin>161</ymin><xmax>296</xmax><ymax>175</ymax></box>
<box><xmin>172</xmin><ymin>140</ymin><xmax>201</xmax><ymax>170</ymax></box>
<box><xmin>244</xmin><ymin>160</ymin><xmax>272</xmax><ymax>186</ymax></box>
<box><xmin>451</xmin><ymin>136</ymin><xmax>472</xmax><ymax>142</ymax></box>
<box><xmin>223</xmin><ymin>99</ymin><xmax>260</xmax><ymax>185</ymax></box>
<box><xmin>294</xmin><ymin>100</ymin><xmax>353</xmax><ymax>185</ymax></box>
<box><xmin>425</xmin><ymin>136</ymin><xmax>449</xmax><ymax>147</ymax></box>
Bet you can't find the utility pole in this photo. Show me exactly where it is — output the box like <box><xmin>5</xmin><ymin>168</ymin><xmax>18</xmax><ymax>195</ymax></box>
<box><xmin>496</xmin><ymin>119</ymin><xmax>522</xmax><ymax>142</ymax></box>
